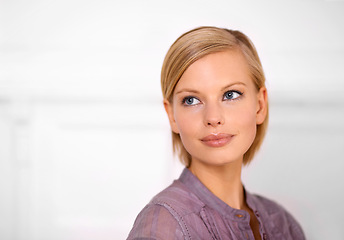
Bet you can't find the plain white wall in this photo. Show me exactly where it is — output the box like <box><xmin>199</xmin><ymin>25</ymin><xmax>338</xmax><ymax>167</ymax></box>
<box><xmin>1</xmin><ymin>0</ymin><xmax>344</xmax><ymax>239</ymax></box>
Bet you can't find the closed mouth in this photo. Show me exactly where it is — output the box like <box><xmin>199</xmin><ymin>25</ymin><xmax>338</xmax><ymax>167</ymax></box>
<box><xmin>201</xmin><ymin>133</ymin><xmax>234</xmax><ymax>147</ymax></box>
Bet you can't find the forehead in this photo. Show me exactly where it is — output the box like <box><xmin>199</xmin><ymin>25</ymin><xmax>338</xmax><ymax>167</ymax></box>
<box><xmin>174</xmin><ymin>50</ymin><xmax>252</xmax><ymax>92</ymax></box>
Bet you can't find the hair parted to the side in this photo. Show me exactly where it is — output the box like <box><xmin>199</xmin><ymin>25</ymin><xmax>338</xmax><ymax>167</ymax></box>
<box><xmin>161</xmin><ymin>26</ymin><xmax>269</xmax><ymax>167</ymax></box>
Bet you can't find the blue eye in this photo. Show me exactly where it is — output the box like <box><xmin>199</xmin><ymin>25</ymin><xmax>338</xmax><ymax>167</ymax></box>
<box><xmin>223</xmin><ymin>90</ymin><xmax>242</xmax><ymax>100</ymax></box>
<box><xmin>182</xmin><ymin>97</ymin><xmax>201</xmax><ymax>106</ymax></box>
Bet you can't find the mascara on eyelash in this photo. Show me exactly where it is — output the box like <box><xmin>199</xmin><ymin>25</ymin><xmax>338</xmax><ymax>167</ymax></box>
<box><xmin>223</xmin><ymin>90</ymin><xmax>243</xmax><ymax>99</ymax></box>
<box><xmin>225</xmin><ymin>90</ymin><xmax>243</xmax><ymax>95</ymax></box>
<box><xmin>181</xmin><ymin>96</ymin><xmax>198</xmax><ymax>105</ymax></box>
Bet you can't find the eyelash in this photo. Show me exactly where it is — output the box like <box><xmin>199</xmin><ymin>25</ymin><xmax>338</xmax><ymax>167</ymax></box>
<box><xmin>181</xmin><ymin>96</ymin><xmax>200</xmax><ymax>106</ymax></box>
<box><xmin>181</xmin><ymin>90</ymin><xmax>243</xmax><ymax>106</ymax></box>
<box><xmin>223</xmin><ymin>90</ymin><xmax>243</xmax><ymax>101</ymax></box>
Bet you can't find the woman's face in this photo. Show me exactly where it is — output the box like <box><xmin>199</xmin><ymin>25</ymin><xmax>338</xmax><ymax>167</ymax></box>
<box><xmin>164</xmin><ymin>50</ymin><xmax>267</xmax><ymax>167</ymax></box>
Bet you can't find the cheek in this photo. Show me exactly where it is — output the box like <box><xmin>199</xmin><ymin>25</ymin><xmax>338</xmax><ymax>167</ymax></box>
<box><xmin>239</xmin><ymin>110</ymin><xmax>257</xmax><ymax>127</ymax></box>
<box><xmin>173</xmin><ymin>108</ymin><xmax>202</xmax><ymax>151</ymax></box>
<box><xmin>230</xmin><ymin>106</ymin><xmax>257</xmax><ymax>139</ymax></box>
<box><xmin>174</xmin><ymin>110</ymin><xmax>199</xmax><ymax>136</ymax></box>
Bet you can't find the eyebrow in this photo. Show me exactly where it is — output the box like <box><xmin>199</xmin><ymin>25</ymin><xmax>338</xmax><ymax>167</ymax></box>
<box><xmin>175</xmin><ymin>82</ymin><xmax>247</xmax><ymax>95</ymax></box>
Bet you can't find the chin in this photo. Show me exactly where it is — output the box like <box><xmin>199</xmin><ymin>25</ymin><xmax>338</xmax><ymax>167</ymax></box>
<box><xmin>192</xmin><ymin>152</ymin><xmax>244</xmax><ymax>167</ymax></box>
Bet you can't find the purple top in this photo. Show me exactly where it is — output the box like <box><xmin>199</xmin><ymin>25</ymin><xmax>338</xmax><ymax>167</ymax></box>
<box><xmin>127</xmin><ymin>168</ymin><xmax>305</xmax><ymax>240</ymax></box>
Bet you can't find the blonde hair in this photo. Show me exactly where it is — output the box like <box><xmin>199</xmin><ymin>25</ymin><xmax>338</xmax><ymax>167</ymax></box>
<box><xmin>161</xmin><ymin>26</ymin><xmax>269</xmax><ymax>166</ymax></box>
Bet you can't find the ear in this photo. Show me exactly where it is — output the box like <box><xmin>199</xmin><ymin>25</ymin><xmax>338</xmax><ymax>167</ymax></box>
<box><xmin>256</xmin><ymin>87</ymin><xmax>268</xmax><ymax>125</ymax></box>
<box><xmin>163</xmin><ymin>99</ymin><xmax>180</xmax><ymax>134</ymax></box>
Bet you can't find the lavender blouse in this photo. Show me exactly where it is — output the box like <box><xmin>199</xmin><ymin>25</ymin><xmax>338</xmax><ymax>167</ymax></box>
<box><xmin>127</xmin><ymin>168</ymin><xmax>305</xmax><ymax>240</ymax></box>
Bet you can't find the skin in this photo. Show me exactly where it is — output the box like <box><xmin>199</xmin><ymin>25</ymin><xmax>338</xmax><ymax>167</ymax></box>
<box><xmin>164</xmin><ymin>50</ymin><xmax>268</xmax><ymax>239</ymax></box>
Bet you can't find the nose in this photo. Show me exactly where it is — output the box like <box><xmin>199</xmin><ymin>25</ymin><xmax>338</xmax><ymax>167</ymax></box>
<box><xmin>204</xmin><ymin>103</ymin><xmax>225</xmax><ymax>127</ymax></box>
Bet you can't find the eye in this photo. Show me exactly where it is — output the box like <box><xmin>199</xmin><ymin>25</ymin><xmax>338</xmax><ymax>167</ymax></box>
<box><xmin>223</xmin><ymin>90</ymin><xmax>242</xmax><ymax>101</ymax></box>
<box><xmin>182</xmin><ymin>96</ymin><xmax>201</xmax><ymax>106</ymax></box>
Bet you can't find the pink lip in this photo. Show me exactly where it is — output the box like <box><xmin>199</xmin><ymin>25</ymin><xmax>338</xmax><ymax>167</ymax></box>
<box><xmin>201</xmin><ymin>133</ymin><xmax>234</xmax><ymax>148</ymax></box>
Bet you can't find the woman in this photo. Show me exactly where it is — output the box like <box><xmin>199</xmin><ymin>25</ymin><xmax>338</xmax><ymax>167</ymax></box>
<box><xmin>127</xmin><ymin>26</ymin><xmax>305</xmax><ymax>240</ymax></box>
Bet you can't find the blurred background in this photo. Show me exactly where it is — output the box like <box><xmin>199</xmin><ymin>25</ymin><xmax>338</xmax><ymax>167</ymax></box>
<box><xmin>1</xmin><ymin>0</ymin><xmax>344</xmax><ymax>239</ymax></box>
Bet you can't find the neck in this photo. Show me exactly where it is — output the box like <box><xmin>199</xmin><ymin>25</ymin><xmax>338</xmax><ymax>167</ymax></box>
<box><xmin>188</xmin><ymin>159</ymin><xmax>244</xmax><ymax>209</ymax></box>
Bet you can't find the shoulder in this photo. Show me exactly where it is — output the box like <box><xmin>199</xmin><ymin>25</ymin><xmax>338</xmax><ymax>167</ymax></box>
<box><xmin>252</xmin><ymin>193</ymin><xmax>289</xmax><ymax>215</ymax></box>
<box><xmin>150</xmin><ymin>180</ymin><xmax>205</xmax><ymax>214</ymax></box>
<box><xmin>127</xmin><ymin>180</ymin><xmax>204</xmax><ymax>240</ymax></box>
<box><xmin>250</xmin><ymin>193</ymin><xmax>305</xmax><ymax>239</ymax></box>
<box><xmin>127</xmin><ymin>203</ymin><xmax>184</xmax><ymax>240</ymax></box>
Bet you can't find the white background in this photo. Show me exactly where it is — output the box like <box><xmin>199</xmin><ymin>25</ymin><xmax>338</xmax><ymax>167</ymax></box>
<box><xmin>1</xmin><ymin>0</ymin><xmax>344</xmax><ymax>239</ymax></box>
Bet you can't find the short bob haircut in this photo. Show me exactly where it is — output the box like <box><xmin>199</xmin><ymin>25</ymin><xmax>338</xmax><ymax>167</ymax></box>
<box><xmin>161</xmin><ymin>26</ymin><xmax>269</xmax><ymax>167</ymax></box>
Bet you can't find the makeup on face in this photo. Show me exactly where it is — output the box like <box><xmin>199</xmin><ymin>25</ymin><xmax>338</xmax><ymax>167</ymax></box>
<box><xmin>167</xmin><ymin>50</ymin><xmax>260</xmax><ymax>166</ymax></box>
<box><xmin>200</xmin><ymin>133</ymin><xmax>235</xmax><ymax>148</ymax></box>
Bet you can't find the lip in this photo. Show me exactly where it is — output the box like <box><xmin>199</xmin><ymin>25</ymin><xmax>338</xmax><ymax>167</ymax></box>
<box><xmin>200</xmin><ymin>133</ymin><xmax>234</xmax><ymax>148</ymax></box>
